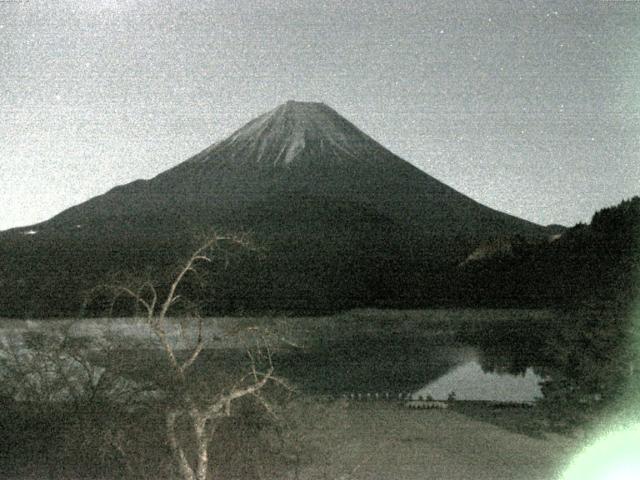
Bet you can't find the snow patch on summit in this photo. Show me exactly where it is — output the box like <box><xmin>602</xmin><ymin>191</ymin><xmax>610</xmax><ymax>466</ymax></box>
<box><xmin>279</xmin><ymin>129</ymin><xmax>306</xmax><ymax>165</ymax></box>
<box><xmin>204</xmin><ymin>101</ymin><xmax>372</xmax><ymax>168</ymax></box>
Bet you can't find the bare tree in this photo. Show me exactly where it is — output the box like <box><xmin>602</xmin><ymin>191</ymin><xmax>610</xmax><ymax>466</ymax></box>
<box><xmin>92</xmin><ymin>234</ymin><xmax>288</xmax><ymax>480</ymax></box>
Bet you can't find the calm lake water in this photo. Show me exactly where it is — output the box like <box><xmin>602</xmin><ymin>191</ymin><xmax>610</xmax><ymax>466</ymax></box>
<box><xmin>0</xmin><ymin>310</ymin><xmax>558</xmax><ymax>403</ymax></box>
<box><xmin>276</xmin><ymin>340</ymin><xmax>547</xmax><ymax>402</ymax></box>
<box><xmin>274</xmin><ymin>311</ymin><xmax>554</xmax><ymax>402</ymax></box>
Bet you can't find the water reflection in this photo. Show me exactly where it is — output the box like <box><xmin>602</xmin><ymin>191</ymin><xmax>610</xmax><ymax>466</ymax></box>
<box><xmin>412</xmin><ymin>359</ymin><xmax>544</xmax><ymax>402</ymax></box>
<box><xmin>275</xmin><ymin>336</ymin><xmax>469</xmax><ymax>394</ymax></box>
<box><xmin>277</xmin><ymin>315</ymin><xmax>554</xmax><ymax>398</ymax></box>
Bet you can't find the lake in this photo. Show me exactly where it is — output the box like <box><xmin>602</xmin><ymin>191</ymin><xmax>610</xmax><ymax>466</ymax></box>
<box><xmin>0</xmin><ymin>309</ymin><xmax>566</xmax><ymax>404</ymax></box>
<box><xmin>272</xmin><ymin>309</ymin><xmax>555</xmax><ymax>402</ymax></box>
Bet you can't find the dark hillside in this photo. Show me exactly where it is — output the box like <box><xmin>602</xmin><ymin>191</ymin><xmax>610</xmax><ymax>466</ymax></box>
<box><xmin>458</xmin><ymin>196</ymin><xmax>640</xmax><ymax>308</ymax></box>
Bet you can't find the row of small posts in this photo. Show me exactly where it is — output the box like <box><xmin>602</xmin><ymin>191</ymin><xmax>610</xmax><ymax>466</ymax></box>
<box><xmin>338</xmin><ymin>392</ymin><xmax>444</xmax><ymax>401</ymax></box>
<box><xmin>335</xmin><ymin>392</ymin><xmax>534</xmax><ymax>409</ymax></box>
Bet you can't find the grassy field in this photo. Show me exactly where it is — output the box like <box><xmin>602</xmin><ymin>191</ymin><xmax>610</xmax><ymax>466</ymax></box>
<box><xmin>284</xmin><ymin>397</ymin><xmax>578</xmax><ymax>480</ymax></box>
<box><xmin>0</xmin><ymin>395</ymin><xmax>581</xmax><ymax>480</ymax></box>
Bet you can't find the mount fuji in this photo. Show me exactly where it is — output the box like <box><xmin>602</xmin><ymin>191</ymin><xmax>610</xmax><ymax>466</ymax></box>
<box><xmin>1</xmin><ymin>101</ymin><xmax>555</xmax><ymax>316</ymax></box>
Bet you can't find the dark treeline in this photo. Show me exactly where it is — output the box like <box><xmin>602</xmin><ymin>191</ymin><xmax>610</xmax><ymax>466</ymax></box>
<box><xmin>0</xmin><ymin>205</ymin><xmax>469</xmax><ymax>318</ymax></box>
<box><xmin>456</xmin><ymin>196</ymin><xmax>639</xmax><ymax>310</ymax></box>
<box><xmin>0</xmin><ymin>197</ymin><xmax>637</xmax><ymax>318</ymax></box>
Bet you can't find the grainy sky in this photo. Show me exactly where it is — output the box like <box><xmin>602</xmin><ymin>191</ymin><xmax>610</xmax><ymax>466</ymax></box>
<box><xmin>1</xmin><ymin>0</ymin><xmax>639</xmax><ymax>230</ymax></box>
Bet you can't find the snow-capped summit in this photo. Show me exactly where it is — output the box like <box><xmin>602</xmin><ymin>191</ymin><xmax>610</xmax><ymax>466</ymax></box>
<box><xmin>184</xmin><ymin>100</ymin><xmax>387</xmax><ymax>170</ymax></box>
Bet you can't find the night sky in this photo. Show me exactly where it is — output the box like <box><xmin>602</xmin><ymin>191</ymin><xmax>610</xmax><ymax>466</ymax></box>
<box><xmin>2</xmin><ymin>0</ymin><xmax>639</xmax><ymax>230</ymax></box>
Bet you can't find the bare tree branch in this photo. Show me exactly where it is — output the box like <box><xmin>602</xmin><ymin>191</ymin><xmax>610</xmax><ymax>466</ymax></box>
<box><xmin>85</xmin><ymin>233</ymin><xmax>290</xmax><ymax>480</ymax></box>
<box><xmin>167</xmin><ymin>410</ymin><xmax>196</xmax><ymax>480</ymax></box>
<box><xmin>208</xmin><ymin>366</ymin><xmax>275</xmax><ymax>419</ymax></box>
<box><xmin>180</xmin><ymin>316</ymin><xmax>205</xmax><ymax>374</ymax></box>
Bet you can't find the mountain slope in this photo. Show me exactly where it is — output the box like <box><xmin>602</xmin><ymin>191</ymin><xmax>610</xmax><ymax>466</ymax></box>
<box><xmin>1</xmin><ymin>101</ymin><xmax>555</xmax><ymax>316</ymax></box>
<box><xmin>20</xmin><ymin>101</ymin><xmax>544</xmax><ymax>239</ymax></box>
